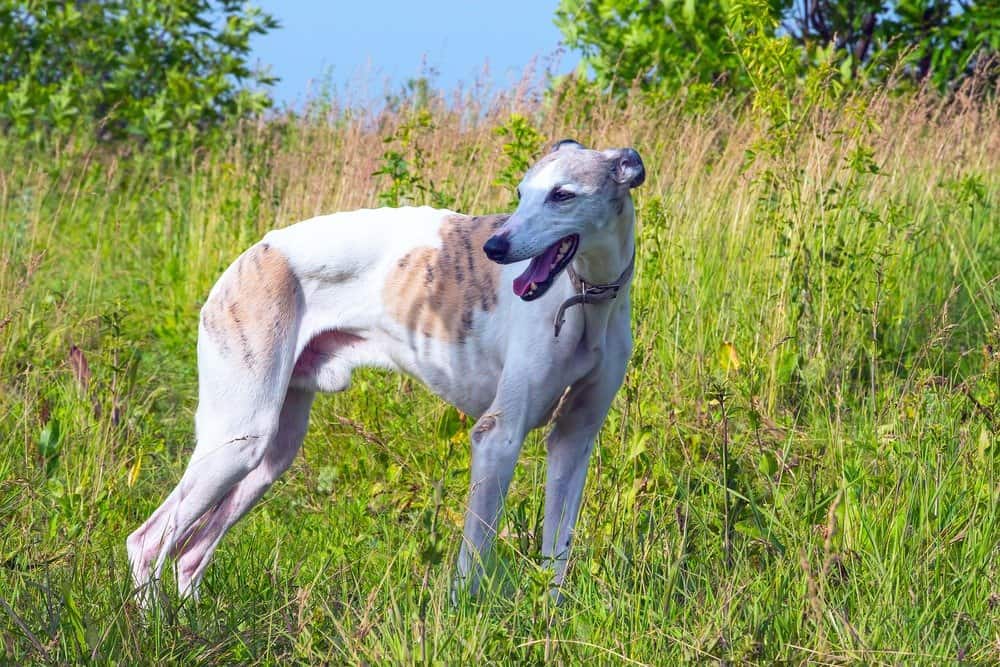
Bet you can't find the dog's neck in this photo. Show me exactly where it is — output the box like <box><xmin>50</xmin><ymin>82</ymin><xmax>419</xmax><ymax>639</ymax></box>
<box><xmin>562</xmin><ymin>198</ymin><xmax>636</xmax><ymax>352</ymax></box>
<box><xmin>570</xmin><ymin>197</ymin><xmax>636</xmax><ymax>287</ymax></box>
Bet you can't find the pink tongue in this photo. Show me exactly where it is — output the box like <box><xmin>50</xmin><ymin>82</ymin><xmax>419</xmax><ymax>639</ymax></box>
<box><xmin>512</xmin><ymin>242</ymin><xmax>561</xmax><ymax>297</ymax></box>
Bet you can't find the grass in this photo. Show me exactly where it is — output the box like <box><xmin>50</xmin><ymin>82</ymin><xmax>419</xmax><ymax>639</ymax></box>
<box><xmin>0</xmin><ymin>80</ymin><xmax>998</xmax><ymax>664</ymax></box>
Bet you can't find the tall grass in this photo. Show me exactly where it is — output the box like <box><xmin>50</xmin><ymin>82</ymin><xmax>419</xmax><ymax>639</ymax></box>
<box><xmin>0</xmin><ymin>79</ymin><xmax>997</xmax><ymax>663</ymax></box>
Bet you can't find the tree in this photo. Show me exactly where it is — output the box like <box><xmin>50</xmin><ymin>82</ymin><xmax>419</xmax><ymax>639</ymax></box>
<box><xmin>555</xmin><ymin>0</ymin><xmax>784</xmax><ymax>96</ymax></box>
<box><xmin>555</xmin><ymin>0</ymin><xmax>999</xmax><ymax>96</ymax></box>
<box><xmin>783</xmin><ymin>1</ymin><xmax>1000</xmax><ymax>89</ymax></box>
<box><xmin>0</xmin><ymin>0</ymin><xmax>279</xmax><ymax>144</ymax></box>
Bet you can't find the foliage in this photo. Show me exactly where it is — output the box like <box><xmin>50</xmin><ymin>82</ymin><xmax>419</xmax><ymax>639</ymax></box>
<box><xmin>0</xmin><ymin>0</ymin><xmax>278</xmax><ymax>146</ymax></box>
<box><xmin>373</xmin><ymin>108</ymin><xmax>455</xmax><ymax>209</ymax></box>
<box><xmin>555</xmin><ymin>0</ymin><xmax>1000</xmax><ymax>96</ymax></box>
<box><xmin>0</xmin><ymin>81</ymin><xmax>998</xmax><ymax>663</ymax></box>
<box><xmin>492</xmin><ymin>114</ymin><xmax>547</xmax><ymax>205</ymax></box>
<box><xmin>783</xmin><ymin>0</ymin><xmax>1000</xmax><ymax>89</ymax></box>
<box><xmin>554</xmin><ymin>0</ymin><xmax>778</xmax><ymax>96</ymax></box>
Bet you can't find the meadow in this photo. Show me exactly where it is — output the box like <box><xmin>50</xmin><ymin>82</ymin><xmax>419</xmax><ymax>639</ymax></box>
<box><xmin>0</xmin><ymin>78</ymin><xmax>997</xmax><ymax>664</ymax></box>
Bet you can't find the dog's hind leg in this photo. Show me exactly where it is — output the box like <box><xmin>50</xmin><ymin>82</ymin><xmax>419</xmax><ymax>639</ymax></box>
<box><xmin>126</xmin><ymin>486</ymin><xmax>183</xmax><ymax>593</ymax></box>
<box><xmin>127</xmin><ymin>364</ymin><xmax>292</xmax><ymax>599</ymax></box>
<box><xmin>127</xmin><ymin>242</ymin><xmax>301</xmax><ymax>599</ymax></box>
<box><xmin>172</xmin><ymin>387</ymin><xmax>314</xmax><ymax>598</ymax></box>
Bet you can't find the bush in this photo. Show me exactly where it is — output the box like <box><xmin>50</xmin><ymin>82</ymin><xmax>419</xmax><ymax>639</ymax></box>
<box><xmin>0</xmin><ymin>0</ymin><xmax>278</xmax><ymax>146</ymax></box>
<box><xmin>555</xmin><ymin>0</ymin><xmax>1000</xmax><ymax>97</ymax></box>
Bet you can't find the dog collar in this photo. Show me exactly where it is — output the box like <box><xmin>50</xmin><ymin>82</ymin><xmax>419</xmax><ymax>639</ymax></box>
<box><xmin>553</xmin><ymin>249</ymin><xmax>636</xmax><ymax>338</ymax></box>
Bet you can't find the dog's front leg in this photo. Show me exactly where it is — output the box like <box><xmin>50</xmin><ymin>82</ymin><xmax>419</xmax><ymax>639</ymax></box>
<box><xmin>543</xmin><ymin>357</ymin><xmax>628</xmax><ymax>598</ymax></box>
<box><xmin>455</xmin><ymin>407</ymin><xmax>527</xmax><ymax>596</ymax></box>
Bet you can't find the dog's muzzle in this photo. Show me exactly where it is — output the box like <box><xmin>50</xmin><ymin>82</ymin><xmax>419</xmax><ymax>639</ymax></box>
<box><xmin>483</xmin><ymin>235</ymin><xmax>510</xmax><ymax>263</ymax></box>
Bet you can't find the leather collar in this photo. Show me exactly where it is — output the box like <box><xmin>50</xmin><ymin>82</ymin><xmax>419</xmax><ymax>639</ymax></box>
<box><xmin>553</xmin><ymin>250</ymin><xmax>636</xmax><ymax>338</ymax></box>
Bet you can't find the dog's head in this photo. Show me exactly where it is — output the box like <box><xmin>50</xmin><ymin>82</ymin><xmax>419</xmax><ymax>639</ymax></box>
<box><xmin>482</xmin><ymin>140</ymin><xmax>645</xmax><ymax>301</ymax></box>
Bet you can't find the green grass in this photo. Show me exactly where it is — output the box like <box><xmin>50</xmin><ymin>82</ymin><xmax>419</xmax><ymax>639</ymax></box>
<box><xmin>0</xmin><ymin>88</ymin><xmax>997</xmax><ymax>664</ymax></box>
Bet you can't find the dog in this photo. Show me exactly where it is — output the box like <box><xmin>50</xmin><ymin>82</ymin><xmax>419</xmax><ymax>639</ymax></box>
<box><xmin>126</xmin><ymin>139</ymin><xmax>645</xmax><ymax>601</ymax></box>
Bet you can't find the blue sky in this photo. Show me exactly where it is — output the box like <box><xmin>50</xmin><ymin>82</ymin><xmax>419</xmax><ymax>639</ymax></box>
<box><xmin>252</xmin><ymin>1</ymin><xmax>580</xmax><ymax>106</ymax></box>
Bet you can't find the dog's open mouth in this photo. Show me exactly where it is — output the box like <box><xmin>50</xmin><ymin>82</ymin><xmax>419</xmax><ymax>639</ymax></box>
<box><xmin>512</xmin><ymin>234</ymin><xmax>579</xmax><ymax>301</ymax></box>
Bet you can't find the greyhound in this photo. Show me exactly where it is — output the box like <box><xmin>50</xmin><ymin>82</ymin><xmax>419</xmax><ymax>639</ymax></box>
<box><xmin>126</xmin><ymin>139</ymin><xmax>645</xmax><ymax>601</ymax></box>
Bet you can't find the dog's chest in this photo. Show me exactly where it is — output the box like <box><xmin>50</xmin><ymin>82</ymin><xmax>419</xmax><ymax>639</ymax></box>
<box><xmin>390</xmin><ymin>322</ymin><xmax>507</xmax><ymax>418</ymax></box>
<box><xmin>394</xmin><ymin>307</ymin><xmax>593</xmax><ymax>424</ymax></box>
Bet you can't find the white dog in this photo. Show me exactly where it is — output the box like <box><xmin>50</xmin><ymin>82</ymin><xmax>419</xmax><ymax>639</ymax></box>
<box><xmin>127</xmin><ymin>139</ymin><xmax>645</xmax><ymax>600</ymax></box>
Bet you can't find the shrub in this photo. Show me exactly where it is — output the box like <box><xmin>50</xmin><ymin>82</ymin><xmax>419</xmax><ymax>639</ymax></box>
<box><xmin>0</xmin><ymin>0</ymin><xmax>278</xmax><ymax>146</ymax></box>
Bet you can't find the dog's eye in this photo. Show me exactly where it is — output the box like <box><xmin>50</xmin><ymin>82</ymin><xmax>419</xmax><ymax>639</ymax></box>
<box><xmin>549</xmin><ymin>188</ymin><xmax>575</xmax><ymax>203</ymax></box>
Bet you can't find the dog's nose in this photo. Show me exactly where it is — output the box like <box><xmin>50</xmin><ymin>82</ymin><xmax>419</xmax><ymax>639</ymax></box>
<box><xmin>483</xmin><ymin>235</ymin><xmax>510</xmax><ymax>262</ymax></box>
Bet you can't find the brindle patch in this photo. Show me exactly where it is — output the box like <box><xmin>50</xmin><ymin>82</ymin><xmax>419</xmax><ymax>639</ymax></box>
<box><xmin>201</xmin><ymin>243</ymin><xmax>298</xmax><ymax>371</ymax></box>
<box><xmin>383</xmin><ymin>214</ymin><xmax>507</xmax><ymax>343</ymax></box>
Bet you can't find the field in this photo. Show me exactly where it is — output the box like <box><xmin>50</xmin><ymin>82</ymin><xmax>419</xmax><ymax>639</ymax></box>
<box><xmin>1</xmin><ymin>81</ymin><xmax>998</xmax><ymax>664</ymax></box>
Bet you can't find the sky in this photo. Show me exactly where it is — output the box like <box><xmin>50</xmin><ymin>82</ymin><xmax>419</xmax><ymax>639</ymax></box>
<box><xmin>252</xmin><ymin>1</ymin><xmax>580</xmax><ymax>107</ymax></box>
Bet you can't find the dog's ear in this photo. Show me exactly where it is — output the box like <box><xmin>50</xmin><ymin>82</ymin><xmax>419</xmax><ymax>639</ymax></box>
<box><xmin>551</xmin><ymin>139</ymin><xmax>586</xmax><ymax>153</ymax></box>
<box><xmin>613</xmin><ymin>148</ymin><xmax>645</xmax><ymax>189</ymax></box>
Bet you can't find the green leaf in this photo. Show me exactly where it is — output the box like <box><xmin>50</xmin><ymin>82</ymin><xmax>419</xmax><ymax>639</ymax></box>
<box><xmin>38</xmin><ymin>418</ymin><xmax>61</xmax><ymax>459</ymax></box>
